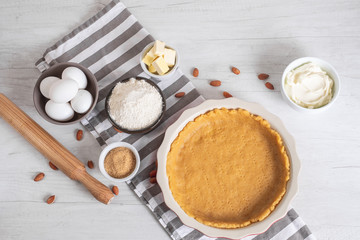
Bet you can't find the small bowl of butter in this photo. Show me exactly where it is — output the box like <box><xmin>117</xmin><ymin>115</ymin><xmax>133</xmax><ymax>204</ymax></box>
<box><xmin>140</xmin><ymin>40</ymin><xmax>179</xmax><ymax>80</ymax></box>
<box><xmin>281</xmin><ymin>57</ymin><xmax>340</xmax><ymax>112</ymax></box>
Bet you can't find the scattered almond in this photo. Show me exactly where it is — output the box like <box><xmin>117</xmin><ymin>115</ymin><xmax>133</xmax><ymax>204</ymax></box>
<box><xmin>232</xmin><ymin>67</ymin><xmax>240</xmax><ymax>75</ymax></box>
<box><xmin>34</xmin><ymin>173</ymin><xmax>45</xmax><ymax>182</ymax></box>
<box><xmin>149</xmin><ymin>169</ymin><xmax>157</xmax><ymax>178</ymax></box>
<box><xmin>223</xmin><ymin>91</ymin><xmax>233</xmax><ymax>98</ymax></box>
<box><xmin>150</xmin><ymin>177</ymin><xmax>157</xmax><ymax>184</ymax></box>
<box><xmin>76</xmin><ymin>129</ymin><xmax>83</xmax><ymax>141</ymax></box>
<box><xmin>258</xmin><ymin>73</ymin><xmax>269</xmax><ymax>80</ymax></box>
<box><xmin>265</xmin><ymin>82</ymin><xmax>274</xmax><ymax>90</ymax></box>
<box><xmin>87</xmin><ymin>160</ymin><xmax>94</xmax><ymax>169</ymax></box>
<box><xmin>112</xmin><ymin>186</ymin><xmax>119</xmax><ymax>196</ymax></box>
<box><xmin>193</xmin><ymin>68</ymin><xmax>199</xmax><ymax>77</ymax></box>
<box><xmin>175</xmin><ymin>92</ymin><xmax>185</xmax><ymax>98</ymax></box>
<box><xmin>47</xmin><ymin>195</ymin><xmax>55</xmax><ymax>204</ymax></box>
<box><xmin>34</xmin><ymin>172</ymin><xmax>45</xmax><ymax>182</ymax></box>
<box><xmin>210</xmin><ymin>80</ymin><xmax>221</xmax><ymax>87</ymax></box>
<box><xmin>49</xmin><ymin>162</ymin><xmax>58</xmax><ymax>170</ymax></box>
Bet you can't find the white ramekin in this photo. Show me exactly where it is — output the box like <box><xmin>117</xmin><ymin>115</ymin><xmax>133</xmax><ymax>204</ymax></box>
<box><xmin>139</xmin><ymin>41</ymin><xmax>180</xmax><ymax>80</ymax></box>
<box><xmin>281</xmin><ymin>57</ymin><xmax>341</xmax><ymax>113</ymax></box>
<box><xmin>99</xmin><ymin>142</ymin><xmax>140</xmax><ymax>183</ymax></box>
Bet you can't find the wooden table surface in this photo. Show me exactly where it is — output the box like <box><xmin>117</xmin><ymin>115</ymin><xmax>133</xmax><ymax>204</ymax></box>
<box><xmin>1</xmin><ymin>0</ymin><xmax>359</xmax><ymax>239</ymax></box>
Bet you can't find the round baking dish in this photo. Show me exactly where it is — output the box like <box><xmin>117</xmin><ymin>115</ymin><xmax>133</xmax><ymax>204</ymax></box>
<box><xmin>156</xmin><ymin>98</ymin><xmax>301</xmax><ymax>239</ymax></box>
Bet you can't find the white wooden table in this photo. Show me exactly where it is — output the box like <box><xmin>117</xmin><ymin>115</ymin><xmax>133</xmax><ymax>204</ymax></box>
<box><xmin>1</xmin><ymin>0</ymin><xmax>359</xmax><ymax>239</ymax></box>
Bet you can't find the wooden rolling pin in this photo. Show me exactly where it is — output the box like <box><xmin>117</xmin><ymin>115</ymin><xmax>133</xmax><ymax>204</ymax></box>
<box><xmin>0</xmin><ymin>93</ymin><xmax>114</xmax><ymax>204</ymax></box>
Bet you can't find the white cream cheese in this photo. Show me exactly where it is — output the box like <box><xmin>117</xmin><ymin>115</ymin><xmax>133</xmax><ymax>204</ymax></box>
<box><xmin>285</xmin><ymin>62</ymin><xmax>334</xmax><ymax>109</ymax></box>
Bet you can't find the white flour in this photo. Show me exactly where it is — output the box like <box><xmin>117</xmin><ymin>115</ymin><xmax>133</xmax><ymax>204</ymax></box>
<box><xmin>109</xmin><ymin>78</ymin><xmax>163</xmax><ymax>130</ymax></box>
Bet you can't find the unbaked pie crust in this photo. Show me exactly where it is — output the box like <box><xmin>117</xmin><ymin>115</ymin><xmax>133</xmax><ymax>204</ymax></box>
<box><xmin>167</xmin><ymin>108</ymin><xmax>290</xmax><ymax>229</ymax></box>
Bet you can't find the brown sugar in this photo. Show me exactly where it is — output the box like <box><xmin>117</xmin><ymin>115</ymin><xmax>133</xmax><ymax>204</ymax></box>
<box><xmin>104</xmin><ymin>147</ymin><xmax>136</xmax><ymax>178</ymax></box>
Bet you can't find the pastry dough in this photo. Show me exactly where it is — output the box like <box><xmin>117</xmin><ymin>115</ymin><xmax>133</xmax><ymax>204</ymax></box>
<box><xmin>167</xmin><ymin>108</ymin><xmax>290</xmax><ymax>229</ymax></box>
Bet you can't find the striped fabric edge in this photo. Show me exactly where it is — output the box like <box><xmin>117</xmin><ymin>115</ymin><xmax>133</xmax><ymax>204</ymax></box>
<box><xmin>304</xmin><ymin>234</ymin><xmax>317</xmax><ymax>240</ymax></box>
<box><xmin>127</xmin><ymin>181</ymin><xmax>176</xmax><ymax>239</ymax></box>
<box><xmin>129</xmin><ymin>177</ymin><xmax>313</xmax><ymax>240</ymax></box>
<box><xmin>50</xmin><ymin>7</ymin><xmax>131</xmax><ymax>65</ymax></box>
<box><xmin>45</xmin><ymin>0</ymin><xmax>124</xmax><ymax>63</ymax></box>
<box><xmin>35</xmin><ymin>0</ymin><xmax>124</xmax><ymax>72</ymax></box>
<box><xmin>35</xmin><ymin>1</ymin><xmax>120</xmax><ymax>70</ymax></box>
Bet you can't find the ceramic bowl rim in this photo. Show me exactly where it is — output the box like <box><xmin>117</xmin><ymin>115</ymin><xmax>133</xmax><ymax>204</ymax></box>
<box><xmin>105</xmin><ymin>77</ymin><xmax>166</xmax><ymax>134</ymax></box>
<box><xmin>139</xmin><ymin>41</ymin><xmax>180</xmax><ymax>80</ymax></box>
<box><xmin>280</xmin><ymin>57</ymin><xmax>341</xmax><ymax>112</ymax></box>
<box><xmin>98</xmin><ymin>142</ymin><xmax>140</xmax><ymax>183</ymax></box>
<box><xmin>33</xmin><ymin>62</ymin><xmax>99</xmax><ymax>125</ymax></box>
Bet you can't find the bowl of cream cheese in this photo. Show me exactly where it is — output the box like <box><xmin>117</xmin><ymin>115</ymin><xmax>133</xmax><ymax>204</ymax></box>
<box><xmin>281</xmin><ymin>57</ymin><xmax>340</xmax><ymax>112</ymax></box>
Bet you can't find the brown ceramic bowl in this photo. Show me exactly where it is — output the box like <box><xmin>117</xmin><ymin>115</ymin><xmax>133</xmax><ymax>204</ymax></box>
<box><xmin>105</xmin><ymin>77</ymin><xmax>166</xmax><ymax>134</ymax></box>
<box><xmin>33</xmin><ymin>62</ymin><xmax>98</xmax><ymax>125</ymax></box>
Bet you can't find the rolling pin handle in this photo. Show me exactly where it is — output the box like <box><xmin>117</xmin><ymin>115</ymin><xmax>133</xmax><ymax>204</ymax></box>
<box><xmin>0</xmin><ymin>93</ymin><xmax>114</xmax><ymax>204</ymax></box>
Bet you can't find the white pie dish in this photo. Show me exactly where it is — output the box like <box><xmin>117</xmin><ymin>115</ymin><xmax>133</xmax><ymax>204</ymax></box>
<box><xmin>156</xmin><ymin>98</ymin><xmax>301</xmax><ymax>239</ymax></box>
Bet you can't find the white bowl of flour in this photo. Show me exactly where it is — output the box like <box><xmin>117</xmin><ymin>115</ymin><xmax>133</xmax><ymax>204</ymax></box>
<box><xmin>105</xmin><ymin>77</ymin><xmax>166</xmax><ymax>134</ymax></box>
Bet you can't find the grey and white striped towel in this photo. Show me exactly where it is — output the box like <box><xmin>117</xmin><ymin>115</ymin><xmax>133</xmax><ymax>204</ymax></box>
<box><xmin>35</xmin><ymin>1</ymin><xmax>315</xmax><ymax>239</ymax></box>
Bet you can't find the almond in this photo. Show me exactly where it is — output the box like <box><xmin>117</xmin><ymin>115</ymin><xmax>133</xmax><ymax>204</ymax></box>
<box><xmin>193</xmin><ymin>68</ymin><xmax>199</xmax><ymax>77</ymax></box>
<box><xmin>34</xmin><ymin>172</ymin><xmax>45</xmax><ymax>182</ymax></box>
<box><xmin>149</xmin><ymin>169</ymin><xmax>157</xmax><ymax>178</ymax></box>
<box><xmin>232</xmin><ymin>67</ymin><xmax>240</xmax><ymax>75</ymax></box>
<box><xmin>150</xmin><ymin>177</ymin><xmax>157</xmax><ymax>184</ymax></box>
<box><xmin>76</xmin><ymin>129</ymin><xmax>83</xmax><ymax>141</ymax></box>
<box><xmin>87</xmin><ymin>160</ymin><xmax>94</xmax><ymax>169</ymax></box>
<box><xmin>175</xmin><ymin>92</ymin><xmax>185</xmax><ymax>98</ymax></box>
<box><xmin>265</xmin><ymin>82</ymin><xmax>274</xmax><ymax>90</ymax></box>
<box><xmin>223</xmin><ymin>91</ymin><xmax>233</xmax><ymax>98</ymax></box>
<box><xmin>49</xmin><ymin>162</ymin><xmax>58</xmax><ymax>170</ymax></box>
<box><xmin>47</xmin><ymin>195</ymin><xmax>55</xmax><ymax>204</ymax></box>
<box><xmin>210</xmin><ymin>80</ymin><xmax>221</xmax><ymax>87</ymax></box>
<box><xmin>258</xmin><ymin>73</ymin><xmax>269</xmax><ymax>80</ymax></box>
<box><xmin>112</xmin><ymin>186</ymin><xmax>119</xmax><ymax>196</ymax></box>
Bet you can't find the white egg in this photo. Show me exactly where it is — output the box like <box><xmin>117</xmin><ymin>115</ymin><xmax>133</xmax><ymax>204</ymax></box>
<box><xmin>62</xmin><ymin>67</ymin><xmax>88</xmax><ymax>89</ymax></box>
<box><xmin>40</xmin><ymin>76</ymin><xmax>60</xmax><ymax>98</ymax></box>
<box><xmin>49</xmin><ymin>79</ymin><xmax>79</xmax><ymax>103</ymax></box>
<box><xmin>71</xmin><ymin>90</ymin><xmax>93</xmax><ymax>114</ymax></box>
<box><xmin>45</xmin><ymin>100</ymin><xmax>74</xmax><ymax>121</ymax></box>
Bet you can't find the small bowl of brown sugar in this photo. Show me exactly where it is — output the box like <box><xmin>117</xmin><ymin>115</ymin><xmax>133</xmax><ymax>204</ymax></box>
<box><xmin>99</xmin><ymin>142</ymin><xmax>140</xmax><ymax>182</ymax></box>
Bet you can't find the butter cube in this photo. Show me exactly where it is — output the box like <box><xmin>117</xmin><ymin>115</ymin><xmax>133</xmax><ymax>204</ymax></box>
<box><xmin>153</xmin><ymin>40</ymin><xmax>165</xmax><ymax>56</ymax></box>
<box><xmin>164</xmin><ymin>48</ymin><xmax>176</xmax><ymax>67</ymax></box>
<box><xmin>147</xmin><ymin>47</ymin><xmax>156</xmax><ymax>58</ymax></box>
<box><xmin>152</xmin><ymin>56</ymin><xmax>169</xmax><ymax>75</ymax></box>
<box><xmin>148</xmin><ymin>64</ymin><xmax>156</xmax><ymax>73</ymax></box>
<box><xmin>142</xmin><ymin>53</ymin><xmax>155</xmax><ymax>66</ymax></box>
